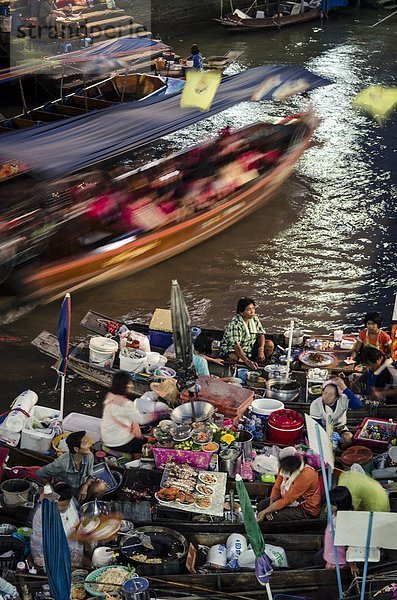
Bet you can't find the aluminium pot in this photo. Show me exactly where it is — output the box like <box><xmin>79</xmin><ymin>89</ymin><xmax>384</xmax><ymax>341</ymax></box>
<box><xmin>283</xmin><ymin>328</ymin><xmax>304</xmax><ymax>347</ymax></box>
<box><xmin>265</xmin><ymin>377</ymin><xmax>301</xmax><ymax>402</ymax></box>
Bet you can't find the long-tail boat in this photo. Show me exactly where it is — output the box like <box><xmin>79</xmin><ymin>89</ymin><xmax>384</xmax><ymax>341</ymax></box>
<box><xmin>214</xmin><ymin>1</ymin><xmax>321</xmax><ymax>32</ymax></box>
<box><xmin>1</xmin><ymin>113</ymin><xmax>317</xmax><ymax>306</ymax></box>
<box><xmin>31</xmin><ymin>308</ymin><xmax>397</xmax><ymax>421</ymax></box>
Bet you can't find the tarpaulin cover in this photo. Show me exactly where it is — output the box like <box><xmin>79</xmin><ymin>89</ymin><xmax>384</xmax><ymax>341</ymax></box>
<box><xmin>0</xmin><ymin>65</ymin><xmax>331</xmax><ymax>177</ymax></box>
<box><xmin>0</xmin><ymin>38</ymin><xmax>167</xmax><ymax>83</ymax></box>
<box><xmin>44</xmin><ymin>37</ymin><xmax>168</xmax><ymax>63</ymax></box>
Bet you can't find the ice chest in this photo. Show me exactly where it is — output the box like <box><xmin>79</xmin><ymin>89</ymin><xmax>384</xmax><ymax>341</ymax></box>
<box><xmin>20</xmin><ymin>405</ymin><xmax>60</xmax><ymax>453</ymax></box>
<box><xmin>353</xmin><ymin>417</ymin><xmax>397</xmax><ymax>451</ymax></box>
<box><xmin>62</xmin><ymin>412</ymin><xmax>102</xmax><ymax>443</ymax></box>
<box><xmin>149</xmin><ymin>308</ymin><xmax>173</xmax><ymax>349</ymax></box>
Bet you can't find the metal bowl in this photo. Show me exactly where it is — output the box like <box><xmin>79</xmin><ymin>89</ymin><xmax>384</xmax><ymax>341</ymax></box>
<box><xmin>170</xmin><ymin>401</ymin><xmax>215</xmax><ymax>424</ymax></box>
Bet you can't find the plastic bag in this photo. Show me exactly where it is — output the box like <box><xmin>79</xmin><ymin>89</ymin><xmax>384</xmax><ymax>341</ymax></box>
<box><xmin>119</xmin><ymin>330</ymin><xmax>150</xmax><ymax>353</ymax></box>
<box><xmin>350</xmin><ymin>462</ymin><xmax>366</xmax><ymax>475</ymax></box>
<box><xmin>265</xmin><ymin>543</ymin><xmax>288</xmax><ymax>568</ymax></box>
<box><xmin>252</xmin><ymin>454</ymin><xmax>279</xmax><ymax>475</ymax></box>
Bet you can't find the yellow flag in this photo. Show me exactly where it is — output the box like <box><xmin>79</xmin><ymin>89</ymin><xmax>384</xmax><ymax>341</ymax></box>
<box><xmin>180</xmin><ymin>69</ymin><xmax>222</xmax><ymax>111</ymax></box>
<box><xmin>353</xmin><ymin>85</ymin><xmax>397</xmax><ymax>124</ymax></box>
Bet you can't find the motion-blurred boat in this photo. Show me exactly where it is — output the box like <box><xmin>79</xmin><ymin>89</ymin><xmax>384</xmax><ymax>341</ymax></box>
<box><xmin>0</xmin><ymin>113</ymin><xmax>317</xmax><ymax>305</ymax></box>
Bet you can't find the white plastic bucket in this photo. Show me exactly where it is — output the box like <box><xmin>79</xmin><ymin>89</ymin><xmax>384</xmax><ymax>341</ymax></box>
<box><xmin>89</xmin><ymin>337</ymin><xmax>118</xmax><ymax>368</ymax></box>
<box><xmin>119</xmin><ymin>349</ymin><xmax>147</xmax><ymax>373</ymax></box>
<box><xmin>250</xmin><ymin>398</ymin><xmax>284</xmax><ymax>417</ymax></box>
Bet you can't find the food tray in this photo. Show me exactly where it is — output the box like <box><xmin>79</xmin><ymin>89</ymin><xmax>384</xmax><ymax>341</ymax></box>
<box><xmin>353</xmin><ymin>417</ymin><xmax>397</xmax><ymax>451</ymax></box>
<box><xmin>155</xmin><ymin>470</ymin><xmax>227</xmax><ymax>517</ymax></box>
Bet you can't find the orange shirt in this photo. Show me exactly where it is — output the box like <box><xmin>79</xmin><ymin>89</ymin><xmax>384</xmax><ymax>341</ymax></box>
<box><xmin>358</xmin><ymin>328</ymin><xmax>391</xmax><ymax>355</ymax></box>
<box><xmin>271</xmin><ymin>465</ymin><xmax>321</xmax><ymax>516</ymax></box>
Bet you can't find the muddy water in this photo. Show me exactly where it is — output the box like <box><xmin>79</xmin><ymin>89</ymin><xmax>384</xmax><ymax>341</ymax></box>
<box><xmin>1</xmin><ymin>8</ymin><xmax>396</xmax><ymax>411</ymax></box>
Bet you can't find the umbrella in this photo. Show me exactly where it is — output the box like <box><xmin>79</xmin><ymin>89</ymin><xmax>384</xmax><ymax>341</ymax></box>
<box><xmin>170</xmin><ymin>279</ymin><xmax>196</xmax><ymax>385</ymax></box>
<box><xmin>235</xmin><ymin>475</ymin><xmax>274</xmax><ymax>599</ymax></box>
<box><xmin>42</xmin><ymin>497</ymin><xmax>71</xmax><ymax>600</ymax></box>
<box><xmin>53</xmin><ymin>293</ymin><xmax>71</xmax><ymax>420</ymax></box>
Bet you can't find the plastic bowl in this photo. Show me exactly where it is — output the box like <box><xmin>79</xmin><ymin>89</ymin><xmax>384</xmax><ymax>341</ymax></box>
<box><xmin>84</xmin><ymin>565</ymin><xmax>135</xmax><ymax>598</ymax></box>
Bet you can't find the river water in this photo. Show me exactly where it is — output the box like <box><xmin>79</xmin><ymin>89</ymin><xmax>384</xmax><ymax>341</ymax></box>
<box><xmin>0</xmin><ymin>8</ymin><xmax>396</xmax><ymax>410</ymax></box>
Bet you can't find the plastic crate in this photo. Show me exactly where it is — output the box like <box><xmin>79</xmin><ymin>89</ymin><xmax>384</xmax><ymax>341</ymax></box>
<box><xmin>62</xmin><ymin>413</ymin><xmax>102</xmax><ymax>443</ymax></box>
<box><xmin>353</xmin><ymin>417</ymin><xmax>396</xmax><ymax>451</ymax></box>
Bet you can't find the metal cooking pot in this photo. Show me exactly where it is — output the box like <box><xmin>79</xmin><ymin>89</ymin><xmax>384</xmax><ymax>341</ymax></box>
<box><xmin>266</xmin><ymin>377</ymin><xmax>301</xmax><ymax>402</ymax></box>
<box><xmin>284</xmin><ymin>328</ymin><xmax>304</xmax><ymax>347</ymax></box>
<box><xmin>122</xmin><ymin>526</ymin><xmax>188</xmax><ymax>576</ymax></box>
<box><xmin>219</xmin><ymin>446</ymin><xmax>242</xmax><ymax>478</ymax></box>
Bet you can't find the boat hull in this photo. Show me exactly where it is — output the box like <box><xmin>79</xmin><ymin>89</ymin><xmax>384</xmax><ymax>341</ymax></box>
<box><xmin>22</xmin><ymin>115</ymin><xmax>316</xmax><ymax>303</ymax></box>
<box><xmin>215</xmin><ymin>8</ymin><xmax>321</xmax><ymax>31</ymax></box>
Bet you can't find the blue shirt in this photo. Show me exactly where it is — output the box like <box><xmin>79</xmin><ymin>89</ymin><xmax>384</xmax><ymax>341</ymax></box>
<box><xmin>191</xmin><ymin>53</ymin><xmax>203</xmax><ymax>70</ymax></box>
<box><xmin>193</xmin><ymin>353</ymin><xmax>210</xmax><ymax>376</ymax></box>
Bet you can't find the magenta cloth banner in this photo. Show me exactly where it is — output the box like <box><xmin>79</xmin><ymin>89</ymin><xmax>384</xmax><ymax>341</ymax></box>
<box><xmin>153</xmin><ymin>447</ymin><xmax>212</xmax><ymax>470</ymax></box>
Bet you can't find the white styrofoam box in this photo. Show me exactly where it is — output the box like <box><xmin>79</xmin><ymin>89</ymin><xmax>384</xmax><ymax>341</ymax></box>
<box><xmin>20</xmin><ymin>405</ymin><xmax>61</xmax><ymax>453</ymax></box>
<box><xmin>62</xmin><ymin>412</ymin><xmax>102</xmax><ymax>443</ymax></box>
<box><xmin>30</xmin><ymin>405</ymin><xmax>60</xmax><ymax>421</ymax></box>
<box><xmin>20</xmin><ymin>427</ymin><xmax>55</xmax><ymax>453</ymax></box>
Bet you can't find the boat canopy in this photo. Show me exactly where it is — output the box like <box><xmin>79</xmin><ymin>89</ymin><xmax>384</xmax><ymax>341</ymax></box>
<box><xmin>0</xmin><ymin>65</ymin><xmax>331</xmax><ymax>178</ymax></box>
<box><xmin>0</xmin><ymin>38</ymin><xmax>168</xmax><ymax>83</ymax></box>
<box><xmin>43</xmin><ymin>38</ymin><xmax>168</xmax><ymax>63</ymax></box>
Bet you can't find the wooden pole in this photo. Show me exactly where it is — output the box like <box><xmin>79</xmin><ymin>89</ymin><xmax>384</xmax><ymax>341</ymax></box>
<box><xmin>371</xmin><ymin>9</ymin><xmax>397</xmax><ymax>27</ymax></box>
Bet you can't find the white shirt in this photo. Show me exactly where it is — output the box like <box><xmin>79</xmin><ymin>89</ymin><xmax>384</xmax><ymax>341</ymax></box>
<box><xmin>101</xmin><ymin>395</ymin><xmax>137</xmax><ymax>447</ymax></box>
<box><xmin>310</xmin><ymin>394</ymin><xmax>350</xmax><ymax>428</ymax></box>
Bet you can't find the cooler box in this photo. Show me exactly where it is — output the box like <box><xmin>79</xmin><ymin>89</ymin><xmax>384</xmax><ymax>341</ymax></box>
<box><xmin>353</xmin><ymin>417</ymin><xmax>397</xmax><ymax>451</ymax></box>
<box><xmin>62</xmin><ymin>412</ymin><xmax>102</xmax><ymax>443</ymax></box>
<box><xmin>20</xmin><ymin>405</ymin><xmax>60</xmax><ymax>454</ymax></box>
<box><xmin>149</xmin><ymin>308</ymin><xmax>173</xmax><ymax>349</ymax></box>
<box><xmin>266</xmin><ymin>409</ymin><xmax>304</xmax><ymax>445</ymax></box>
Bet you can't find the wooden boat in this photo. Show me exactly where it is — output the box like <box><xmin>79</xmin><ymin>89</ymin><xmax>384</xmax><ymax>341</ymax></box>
<box><xmin>155</xmin><ymin>50</ymin><xmax>241</xmax><ymax>78</ymax></box>
<box><xmin>1</xmin><ymin>113</ymin><xmax>317</xmax><ymax>305</ymax></box>
<box><xmin>32</xmin><ymin>308</ymin><xmax>397</xmax><ymax>421</ymax></box>
<box><xmin>215</xmin><ymin>2</ymin><xmax>322</xmax><ymax>32</ymax></box>
<box><xmin>0</xmin><ymin>72</ymin><xmax>184</xmax><ymax>135</ymax></box>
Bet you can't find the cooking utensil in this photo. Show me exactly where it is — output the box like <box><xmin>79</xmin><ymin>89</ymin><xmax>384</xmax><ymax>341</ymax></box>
<box><xmin>265</xmin><ymin>377</ymin><xmax>301</xmax><ymax>402</ymax></box>
<box><xmin>122</xmin><ymin>527</ymin><xmax>188</xmax><ymax>576</ymax></box>
<box><xmin>170</xmin><ymin>401</ymin><xmax>215</xmax><ymax>424</ymax></box>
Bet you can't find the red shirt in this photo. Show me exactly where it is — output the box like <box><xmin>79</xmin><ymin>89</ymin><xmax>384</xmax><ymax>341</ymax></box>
<box><xmin>358</xmin><ymin>328</ymin><xmax>391</xmax><ymax>355</ymax></box>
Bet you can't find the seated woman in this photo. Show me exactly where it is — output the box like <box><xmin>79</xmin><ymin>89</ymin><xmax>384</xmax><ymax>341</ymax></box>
<box><xmin>101</xmin><ymin>371</ymin><xmax>168</xmax><ymax>456</ymax></box>
<box><xmin>349</xmin><ymin>311</ymin><xmax>392</xmax><ymax>361</ymax></box>
<box><xmin>219</xmin><ymin>297</ymin><xmax>274</xmax><ymax>369</ymax></box>
<box><xmin>31</xmin><ymin>482</ymin><xmax>83</xmax><ymax>568</ymax></box>
<box><xmin>257</xmin><ymin>447</ymin><xmax>321</xmax><ymax>522</ymax></box>
<box><xmin>309</xmin><ymin>377</ymin><xmax>362</xmax><ymax>449</ymax></box>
